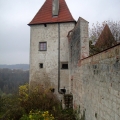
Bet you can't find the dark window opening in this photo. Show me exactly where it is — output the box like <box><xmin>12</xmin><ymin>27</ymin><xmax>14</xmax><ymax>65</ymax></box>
<box><xmin>62</xmin><ymin>64</ymin><xmax>68</xmax><ymax>69</ymax></box>
<box><xmin>39</xmin><ymin>63</ymin><xmax>43</xmax><ymax>68</ymax></box>
<box><xmin>39</xmin><ymin>42</ymin><xmax>47</xmax><ymax>51</ymax></box>
<box><xmin>44</xmin><ymin>24</ymin><xmax>47</xmax><ymax>27</ymax></box>
<box><xmin>95</xmin><ymin>113</ymin><xmax>97</xmax><ymax>118</ymax></box>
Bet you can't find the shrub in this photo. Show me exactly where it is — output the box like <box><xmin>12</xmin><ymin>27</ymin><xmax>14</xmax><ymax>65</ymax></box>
<box><xmin>1</xmin><ymin>82</ymin><xmax>76</xmax><ymax>120</ymax></box>
<box><xmin>20</xmin><ymin>110</ymin><xmax>54</xmax><ymax>120</ymax></box>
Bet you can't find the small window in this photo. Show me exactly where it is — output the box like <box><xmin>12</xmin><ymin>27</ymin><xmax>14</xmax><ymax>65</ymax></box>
<box><xmin>61</xmin><ymin>62</ymin><xmax>68</xmax><ymax>69</ymax></box>
<box><xmin>44</xmin><ymin>24</ymin><xmax>47</xmax><ymax>27</ymax></box>
<box><xmin>39</xmin><ymin>63</ymin><xmax>43</xmax><ymax>68</ymax></box>
<box><xmin>39</xmin><ymin>42</ymin><xmax>47</xmax><ymax>51</ymax></box>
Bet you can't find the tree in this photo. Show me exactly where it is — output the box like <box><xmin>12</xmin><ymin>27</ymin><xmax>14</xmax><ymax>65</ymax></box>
<box><xmin>89</xmin><ymin>20</ymin><xmax>120</xmax><ymax>55</ymax></box>
<box><xmin>0</xmin><ymin>68</ymin><xmax>29</xmax><ymax>94</ymax></box>
<box><xmin>89</xmin><ymin>20</ymin><xmax>120</xmax><ymax>43</ymax></box>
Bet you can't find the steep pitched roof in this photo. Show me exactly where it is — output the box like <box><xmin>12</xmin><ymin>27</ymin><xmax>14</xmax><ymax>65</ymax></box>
<box><xmin>95</xmin><ymin>24</ymin><xmax>117</xmax><ymax>49</ymax></box>
<box><xmin>28</xmin><ymin>0</ymin><xmax>75</xmax><ymax>25</ymax></box>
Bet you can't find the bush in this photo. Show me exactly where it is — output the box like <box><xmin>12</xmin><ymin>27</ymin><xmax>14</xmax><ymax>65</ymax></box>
<box><xmin>19</xmin><ymin>84</ymin><xmax>60</xmax><ymax>114</ymax></box>
<box><xmin>0</xmin><ymin>82</ymin><xmax>76</xmax><ymax>120</ymax></box>
<box><xmin>20</xmin><ymin>110</ymin><xmax>54</xmax><ymax>120</ymax></box>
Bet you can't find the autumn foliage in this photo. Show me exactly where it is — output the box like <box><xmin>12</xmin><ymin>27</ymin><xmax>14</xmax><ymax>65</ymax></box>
<box><xmin>0</xmin><ymin>82</ymin><xmax>75</xmax><ymax>120</ymax></box>
<box><xmin>89</xmin><ymin>20</ymin><xmax>120</xmax><ymax>55</ymax></box>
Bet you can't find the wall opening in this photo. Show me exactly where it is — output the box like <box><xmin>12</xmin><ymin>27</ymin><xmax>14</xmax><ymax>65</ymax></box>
<box><xmin>44</xmin><ymin>24</ymin><xmax>47</xmax><ymax>27</ymax></box>
<box><xmin>61</xmin><ymin>62</ymin><xmax>68</xmax><ymax>69</ymax></box>
<box><xmin>39</xmin><ymin>63</ymin><xmax>43</xmax><ymax>68</ymax></box>
<box><xmin>95</xmin><ymin>113</ymin><xmax>97</xmax><ymax>118</ymax></box>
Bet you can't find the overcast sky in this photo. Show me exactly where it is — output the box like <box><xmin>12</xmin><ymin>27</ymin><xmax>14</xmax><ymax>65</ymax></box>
<box><xmin>0</xmin><ymin>0</ymin><xmax>120</xmax><ymax>65</ymax></box>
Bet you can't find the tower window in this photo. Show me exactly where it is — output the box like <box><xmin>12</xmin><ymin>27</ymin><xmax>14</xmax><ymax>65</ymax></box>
<box><xmin>39</xmin><ymin>42</ymin><xmax>47</xmax><ymax>51</ymax></box>
<box><xmin>39</xmin><ymin>63</ymin><xmax>43</xmax><ymax>68</ymax></box>
<box><xmin>61</xmin><ymin>62</ymin><xmax>68</xmax><ymax>69</ymax></box>
<box><xmin>62</xmin><ymin>64</ymin><xmax>68</xmax><ymax>69</ymax></box>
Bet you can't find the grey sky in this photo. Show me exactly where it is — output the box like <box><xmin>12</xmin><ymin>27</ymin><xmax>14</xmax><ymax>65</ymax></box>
<box><xmin>0</xmin><ymin>0</ymin><xmax>120</xmax><ymax>64</ymax></box>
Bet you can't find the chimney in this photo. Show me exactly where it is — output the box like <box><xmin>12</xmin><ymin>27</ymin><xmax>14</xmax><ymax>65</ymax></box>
<box><xmin>52</xmin><ymin>0</ymin><xmax>59</xmax><ymax>16</ymax></box>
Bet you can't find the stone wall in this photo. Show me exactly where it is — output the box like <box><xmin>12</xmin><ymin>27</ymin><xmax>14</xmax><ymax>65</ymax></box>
<box><xmin>72</xmin><ymin>44</ymin><xmax>120</xmax><ymax>120</ymax></box>
<box><xmin>79</xmin><ymin>17</ymin><xmax>89</xmax><ymax>59</ymax></box>
<box><xmin>29</xmin><ymin>22</ymin><xmax>75</xmax><ymax>95</ymax></box>
<box><xmin>68</xmin><ymin>17</ymin><xmax>89</xmax><ymax>94</ymax></box>
<box><xmin>60</xmin><ymin>23</ymin><xmax>75</xmax><ymax>93</ymax></box>
<box><xmin>69</xmin><ymin>19</ymin><xmax>80</xmax><ymax>70</ymax></box>
<box><xmin>30</xmin><ymin>24</ymin><xmax>58</xmax><ymax>89</ymax></box>
<box><xmin>68</xmin><ymin>17</ymin><xmax>89</xmax><ymax>71</ymax></box>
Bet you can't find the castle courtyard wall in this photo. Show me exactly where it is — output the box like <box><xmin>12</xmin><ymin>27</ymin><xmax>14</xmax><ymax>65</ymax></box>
<box><xmin>72</xmin><ymin>44</ymin><xmax>120</xmax><ymax>120</ymax></box>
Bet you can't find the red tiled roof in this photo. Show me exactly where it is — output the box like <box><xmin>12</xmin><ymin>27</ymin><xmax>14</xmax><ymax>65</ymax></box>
<box><xmin>95</xmin><ymin>24</ymin><xmax>117</xmax><ymax>49</ymax></box>
<box><xmin>28</xmin><ymin>0</ymin><xmax>76</xmax><ymax>25</ymax></box>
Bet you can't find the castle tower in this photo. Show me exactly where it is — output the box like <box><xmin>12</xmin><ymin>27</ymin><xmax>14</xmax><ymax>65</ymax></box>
<box><xmin>28</xmin><ymin>0</ymin><xmax>76</xmax><ymax>95</ymax></box>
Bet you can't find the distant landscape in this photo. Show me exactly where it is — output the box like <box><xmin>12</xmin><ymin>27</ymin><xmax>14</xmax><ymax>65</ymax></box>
<box><xmin>0</xmin><ymin>64</ymin><xmax>29</xmax><ymax>95</ymax></box>
<box><xmin>0</xmin><ymin>64</ymin><xmax>29</xmax><ymax>70</ymax></box>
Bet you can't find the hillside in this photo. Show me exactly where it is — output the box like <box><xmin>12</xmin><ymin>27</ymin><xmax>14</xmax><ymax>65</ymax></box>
<box><xmin>0</xmin><ymin>64</ymin><xmax>29</xmax><ymax>71</ymax></box>
<box><xmin>0</xmin><ymin>68</ymin><xmax>29</xmax><ymax>94</ymax></box>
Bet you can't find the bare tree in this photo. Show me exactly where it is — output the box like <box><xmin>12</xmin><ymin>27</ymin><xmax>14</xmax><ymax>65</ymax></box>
<box><xmin>107</xmin><ymin>21</ymin><xmax>120</xmax><ymax>43</ymax></box>
<box><xmin>89</xmin><ymin>20</ymin><xmax>120</xmax><ymax>55</ymax></box>
<box><xmin>89</xmin><ymin>20</ymin><xmax>120</xmax><ymax>43</ymax></box>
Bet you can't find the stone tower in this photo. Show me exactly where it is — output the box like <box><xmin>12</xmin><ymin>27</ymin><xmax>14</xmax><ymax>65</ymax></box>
<box><xmin>28</xmin><ymin>0</ymin><xmax>76</xmax><ymax>95</ymax></box>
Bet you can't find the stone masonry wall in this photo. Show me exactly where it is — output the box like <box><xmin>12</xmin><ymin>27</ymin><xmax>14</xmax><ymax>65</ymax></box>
<box><xmin>30</xmin><ymin>24</ymin><xmax>58</xmax><ymax>90</ymax></box>
<box><xmin>72</xmin><ymin>44</ymin><xmax>120</xmax><ymax>120</ymax></box>
<box><xmin>79</xmin><ymin>18</ymin><xmax>89</xmax><ymax>59</ymax></box>
<box><xmin>69</xmin><ymin>20</ymin><xmax>80</xmax><ymax>70</ymax></box>
<box><xmin>68</xmin><ymin>17</ymin><xmax>89</xmax><ymax>94</ymax></box>
<box><xmin>69</xmin><ymin>18</ymin><xmax>89</xmax><ymax>71</ymax></box>
<box><xmin>60</xmin><ymin>23</ymin><xmax>75</xmax><ymax>93</ymax></box>
<box><xmin>29</xmin><ymin>22</ymin><xmax>75</xmax><ymax>95</ymax></box>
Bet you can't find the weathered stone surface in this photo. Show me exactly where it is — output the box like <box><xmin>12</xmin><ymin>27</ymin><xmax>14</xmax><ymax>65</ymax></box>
<box><xmin>29</xmin><ymin>10</ymin><xmax>120</xmax><ymax>120</ymax></box>
<box><xmin>30</xmin><ymin>23</ymin><xmax>75</xmax><ymax>98</ymax></box>
<box><xmin>71</xmin><ymin>44</ymin><xmax>120</xmax><ymax>120</ymax></box>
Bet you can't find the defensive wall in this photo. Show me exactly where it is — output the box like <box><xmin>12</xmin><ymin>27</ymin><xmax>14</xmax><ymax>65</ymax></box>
<box><xmin>71</xmin><ymin>44</ymin><xmax>120</xmax><ymax>120</ymax></box>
